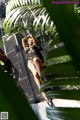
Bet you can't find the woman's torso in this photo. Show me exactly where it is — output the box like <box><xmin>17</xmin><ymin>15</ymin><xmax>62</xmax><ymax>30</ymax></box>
<box><xmin>26</xmin><ymin>45</ymin><xmax>42</xmax><ymax>60</ymax></box>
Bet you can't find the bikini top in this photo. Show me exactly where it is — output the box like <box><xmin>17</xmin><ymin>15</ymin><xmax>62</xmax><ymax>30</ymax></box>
<box><xmin>25</xmin><ymin>45</ymin><xmax>42</xmax><ymax>58</ymax></box>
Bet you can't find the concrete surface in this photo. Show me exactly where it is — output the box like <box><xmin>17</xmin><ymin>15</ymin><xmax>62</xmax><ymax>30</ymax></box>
<box><xmin>31</xmin><ymin>99</ymin><xmax>80</xmax><ymax>120</ymax></box>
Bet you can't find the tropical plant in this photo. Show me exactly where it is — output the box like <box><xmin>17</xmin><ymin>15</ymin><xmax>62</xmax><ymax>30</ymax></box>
<box><xmin>3</xmin><ymin>0</ymin><xmax>56</xmax><ymax>36</ymax></box>
<box><xmin>39</xmin><ymin>1</ymin><xmax>80</xmax><ymax>120</ymax></box>
<box><xmin>2</xmin><ymin>0</ymin><xmax>80</xmax><ymax>42</ymax></box>
<box><xmin>0</xmin><ymin>65</ymin><xmax>38</xmax><ymax>120</ymax></box>
<box><xmin>2</xmin><ymin>0</ymin><xmax>80</xmax><ymax>119</ymax></box>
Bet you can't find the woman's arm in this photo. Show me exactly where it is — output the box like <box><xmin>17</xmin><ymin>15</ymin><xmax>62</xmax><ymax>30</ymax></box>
<box><xmin>22</xmin><ymin>37</ymin><xmax>28</xmax><ymax>51</ymax></box>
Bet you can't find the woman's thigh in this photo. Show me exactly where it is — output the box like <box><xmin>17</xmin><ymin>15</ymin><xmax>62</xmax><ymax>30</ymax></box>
<box><xmin>27</xmin><ymin>60</ymin><xmax>37</xmax><ymax>75</ymax></box>
<box><xmin>33</xmin><ymin>57</ymin><xmax>42</xmax><ymax>66</ymax></box>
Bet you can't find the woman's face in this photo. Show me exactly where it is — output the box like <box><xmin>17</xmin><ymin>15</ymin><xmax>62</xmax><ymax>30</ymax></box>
<box><xmin>28</xmin><ymin>38</ymin><xmax>34</xmax><ymax>46</ymax></box>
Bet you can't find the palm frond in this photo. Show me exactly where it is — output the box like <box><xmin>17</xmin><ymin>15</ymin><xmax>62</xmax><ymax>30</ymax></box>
<box><xmin>0</xmin><ymin>66</ymin><xmax>38</xmax><ymax>120</ymax></box>
<box><xmin>41</xmin><ymin>2</ymin><xmax>80</xmax><ymax>119</ymax></box>
<box><xmin>3</xmin><ymin>0</ymin><xmax>43</xmax><ymax>34</ymax></box>
<box><xmin>40</xmin><ymin>77</ymin><xmax>80</xmax><ymax>92</ymax></box>
<box><xmin>6</xmin><ymin>0</ymin><xmax>41</xmax><ymax>14</ymax></box>
<box><xmin>46</xmin><ymin>90</ymin><xmax>80</xmax><ymax>100</ymax></box>
<box><xmin>3</xmin><ymin>4</ymin><xmax>43</xmax><ymax>33</ymax></box>
<box><xmin>46</xmin><ymin>107</ymin><xmax>80</xmax><ymax>120</ymax></box>
<box><xmin>3</xmin><ymin>0</ymin><xmax>56</xmax><ymax>35</ymax></box>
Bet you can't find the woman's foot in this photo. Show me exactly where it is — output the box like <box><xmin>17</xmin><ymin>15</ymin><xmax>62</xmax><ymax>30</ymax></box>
<box><xmin>46</xmin><ymin>98</ymin><xmax>54</xmax><ymax>107</ymax></box>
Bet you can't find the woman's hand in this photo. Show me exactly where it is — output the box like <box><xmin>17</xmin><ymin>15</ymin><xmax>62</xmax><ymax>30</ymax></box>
<box><xmin>27</xmin><ymin>34</ymin><xmax>33</xmax><ymax>38</ymax></box>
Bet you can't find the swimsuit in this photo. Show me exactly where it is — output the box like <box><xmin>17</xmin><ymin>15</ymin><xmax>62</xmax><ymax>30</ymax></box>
<box><xmin>25</xmin><ymin>45</ymin><xmax>44</xmax><ymax>63</ymax></box>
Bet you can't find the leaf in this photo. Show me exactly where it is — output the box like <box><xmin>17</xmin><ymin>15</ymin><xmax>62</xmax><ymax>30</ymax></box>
<box><xmin>46</xmin><ymin>107</ymin><xmax>80</xmax><ymax>120</ymax></box>
<box><xmin>0</xmin><ymin>66</ymin><xmax>38</xmax><ymax>120</ymax></box>
<box><xmin>46</xmin><ymin>46</ymin><xmax>69</xmax><ymax>60</ymax></box>
<box><xmin>43</xmin><ymin>1</ymin><xmax>80</xmax><ymax>71</ymax></box>
<box><xmin>40</xmin><ymin>77</ymin><xmax>80</xmax><ymax>91</ymax></box>
<box><xmin>42</xmin><ymin>62</ymin><xmax>78</xmax><ymax>76</ymax></box>
<box><xmin>49</xmin><ymin>33</ymin><xmax>62</xmax><ymax>47</ymax></box>
<box><xmin>46</xmin><ymin>90</ymin><xmax>80</xmax><ymax>100</ymax></box>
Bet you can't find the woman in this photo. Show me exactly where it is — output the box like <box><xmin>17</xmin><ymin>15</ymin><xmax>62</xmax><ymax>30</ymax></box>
<box><xmin>22</xmin><ymin>34</ymin><xmax>53</xmax><ymax>106</ymax></box>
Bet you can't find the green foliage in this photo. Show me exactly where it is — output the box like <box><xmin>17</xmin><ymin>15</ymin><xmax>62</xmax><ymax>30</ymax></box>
<box><xmin>3</xmin><ymin>0</ymin><xmax>55</xmax><ymax>35</ymax></box>
<box><xmin>46</xmin><ymin>107</ymin><xmax>80</xmax><ymax>120</ymax></box>
<box><xmin>41</xmin><ymin>1</ymin><xmax>80</xmax><ymax>120</ymax></box>
<box><xmin>2</xmin><ymin>0</ymin><xmax>80</xmax><ymax>119</ymax></box>
<box><xmin>0</xmin><ymin>66</ymin><xmax>38</xmax><ymax>120</ymax></box>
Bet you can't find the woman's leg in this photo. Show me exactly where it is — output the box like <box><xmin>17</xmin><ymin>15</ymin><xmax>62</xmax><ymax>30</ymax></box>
<box><xmin>33</xmin><ymin>58</ymin><xmax>42</xmax><ymax>76</ymax></box>
<box><xmin>28</xmin><ymin>59</ymin><xmax>51</xmax><ymax>103</ymax></box>
<box><xmin>28</xmin><ymin>60</ymin><xmax>41</xmax><ymax>88</ymax></box>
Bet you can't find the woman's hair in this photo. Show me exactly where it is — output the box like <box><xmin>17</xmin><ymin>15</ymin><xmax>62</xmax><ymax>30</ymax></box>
<box><xmin>27</xmin><ymin>36</ymin><xmax>32</xmax><ymax>40</ymax></box>
<box><xmin>26</xmin><ymin>36</ymin><xmax>32</xmax><ymax>45</ymax></box>
<box><xmin>27</xmin><ymin>34</ymin><xmax>40</xmax><ymax>46</ymax></box>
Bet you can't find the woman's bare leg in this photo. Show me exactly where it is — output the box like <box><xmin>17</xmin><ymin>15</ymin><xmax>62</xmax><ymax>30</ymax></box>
<box><xmin>33</xmin><ymin>58</ymin><xmax>42</xmax><ymax>76</ymax></box>
<box><xmin>28</xmin><ymin>60</ymin><xmax>41</xmax><ymax>88</ymax></box>
<box><xmin>28</xmin><ymin>60</ymin><xmax>50</xmax><ymax>102</ymax></box>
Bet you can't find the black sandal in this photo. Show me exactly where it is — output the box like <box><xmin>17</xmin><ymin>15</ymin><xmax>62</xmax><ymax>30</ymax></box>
<box><xmin>47</xmin><ymin>99</ymin><xmax>54</xmax><ymax>107</ymax></box>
